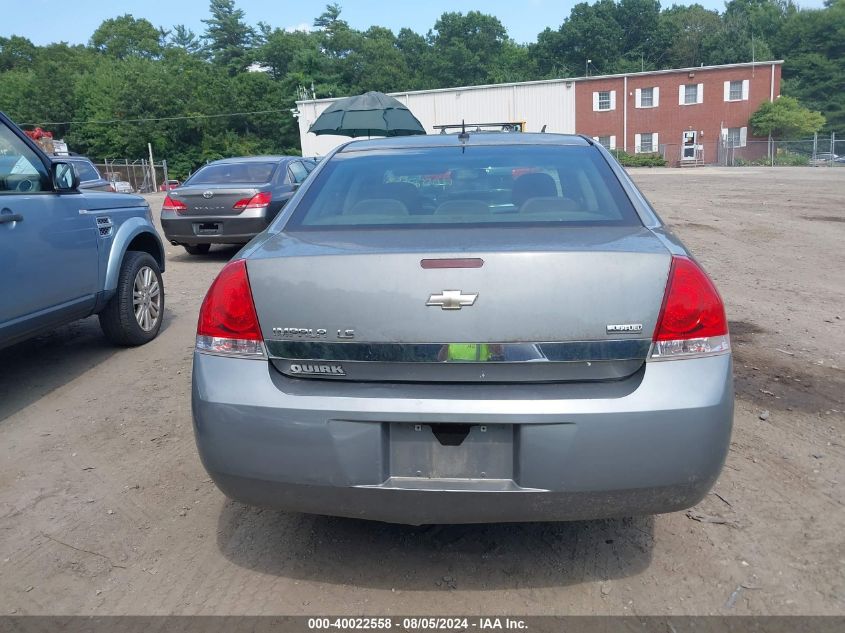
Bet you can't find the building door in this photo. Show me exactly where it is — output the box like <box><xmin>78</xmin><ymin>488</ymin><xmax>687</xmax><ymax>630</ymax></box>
<box><xmin>682</xmin><ymin>131</ymin><xmax>698</xmax><ymax>161</ymax></box>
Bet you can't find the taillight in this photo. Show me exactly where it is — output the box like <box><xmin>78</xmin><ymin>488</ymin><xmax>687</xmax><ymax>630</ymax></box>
<box><xmin>650</xmin><ymin>256</ymin><xmax>730</xmax><ymax>360</ymax></box>
<box><xmin>196</xmin><ymin>259</ymin><xmax>265</xmax><ymax>357</ymax></box>
<box><xmin>233</xmin><ymin>191</ymin><xmax>271</xmax><ymax>211</ymax></box>
<box><xmin>162</xmin><ymin>195</ymin><xmax>187</xmax><ymax>213</ymax></box>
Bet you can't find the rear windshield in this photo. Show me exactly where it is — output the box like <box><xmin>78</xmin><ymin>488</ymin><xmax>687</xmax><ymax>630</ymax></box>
<box><xmin>70</xmin><ymin>160</ymin><xmax>101</xmax><ymax>182</ymax></box>
<box><xmin>186</xmin><ymin>162</ymin><xmax>276</xmax><ymax>185</ymax></box>
<box><xmin>285</xmin><ymin>145</ymin><xmax>640</xmax><ymax>230</ymax></box>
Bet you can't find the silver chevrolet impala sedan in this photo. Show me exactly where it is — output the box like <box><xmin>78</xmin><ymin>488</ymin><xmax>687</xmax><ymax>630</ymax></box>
<box><xmin>191</xmin><ymin>133</ymin><xmax>733</xmax><ymax>525</ymax></box>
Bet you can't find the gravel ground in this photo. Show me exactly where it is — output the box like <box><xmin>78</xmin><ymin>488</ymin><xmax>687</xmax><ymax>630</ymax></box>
<box><xmin>0</xmin><ymin>167</ymin><xmax>842</xmax><ymax>616</ymax></box>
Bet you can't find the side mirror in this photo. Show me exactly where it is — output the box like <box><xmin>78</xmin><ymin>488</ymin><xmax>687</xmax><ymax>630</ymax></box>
<box><xmin>52</xmin><ymin>161</ymin><xmax>80</xmax><ymax>192</ymax></box>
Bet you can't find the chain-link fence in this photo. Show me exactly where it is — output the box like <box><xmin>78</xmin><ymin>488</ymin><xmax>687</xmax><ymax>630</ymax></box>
<box><xmin>93</xmin><ymin>159</ymin><xmax>170</xmax><ymax>193</ymax></box>
<box><xmin>607</xmin><ymin>141</ymin><xmax>719</xmax><ymax>167</ymax></box>
<box><xmin>717</xmin><ymin>133</ymin><xmax>842</xmax><ymax>167</ymax></box>
<box><xmin>605</xmin><ymin>133</ymin><xmax>842</xmax><ymax>167</ymax></box>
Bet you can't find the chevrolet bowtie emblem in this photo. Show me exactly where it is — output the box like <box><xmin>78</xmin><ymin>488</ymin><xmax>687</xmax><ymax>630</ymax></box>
<box><xmin>426</xmin><ymin>290</ymin><xmax>478</xmax><ymax>310</ymax></box>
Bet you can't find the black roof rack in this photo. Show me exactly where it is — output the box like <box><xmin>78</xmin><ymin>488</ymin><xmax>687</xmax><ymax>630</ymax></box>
<box><xmin>433</xmin><ymin>122</ymin><xmax>526</xmax><ymax>134</ymax></box>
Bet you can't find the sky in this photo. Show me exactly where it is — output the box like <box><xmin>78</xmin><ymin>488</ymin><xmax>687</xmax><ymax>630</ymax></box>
<box><xmin>1</xmin><ymin>0</ymin><xmax>829</xmax><ymax>46</ymax></box>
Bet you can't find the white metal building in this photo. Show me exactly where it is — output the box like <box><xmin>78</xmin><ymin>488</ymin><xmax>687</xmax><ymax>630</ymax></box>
<box><xmin>295</xmin><ymin>79</ymin><xmax>577</xmax><ymax>157</ymax></box>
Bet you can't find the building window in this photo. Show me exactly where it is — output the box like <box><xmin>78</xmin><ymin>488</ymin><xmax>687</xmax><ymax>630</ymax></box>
<box><xmin>593</xmin><ymin>90</ymin><xmax>616</xmax><ymax>112</ymax></box>
<box><xmin>684</xmin><ymin>84</ymin><xmax>699</xmax><ymax>105</ymax></box>
<box><xmin>635</xmin><ymin>87</ymin><xmax>659</xmax><ymax>108</ymax></box>
<box><xmin>635</xmin><ymin>132</ymin><xmax>658</xmax><ymax>154</ymax></box>
<box><xmin>593</xmin><ymin>135</ymin><xmax>616</xmax><ymax>149</ymax></box>
<box><xmin>725</xmin><ymin>79</ymin><xmax>748</xmax><ymax>101</ymax></box>
<box><xmin>729</xmin><ymin>81</ymin><xmax>743</xmax><ymax>101</ymax></box>
<box><xmin>726</xmin><ymin>127</ymin><xmax>747</xmax><ymax>147</ymax></box>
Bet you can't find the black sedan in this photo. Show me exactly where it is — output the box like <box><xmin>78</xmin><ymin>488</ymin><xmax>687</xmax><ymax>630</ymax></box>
<box><xmin>160</xmin><ymin>156</ymin><xmax>316</xmax><ymax>255</ymax></box>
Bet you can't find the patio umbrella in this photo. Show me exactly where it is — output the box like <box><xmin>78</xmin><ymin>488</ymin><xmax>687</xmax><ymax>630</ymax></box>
<box><xmin>308</xmin><ymin>91</ymin><xmax>425</xmax><ymax>138</ymax></box>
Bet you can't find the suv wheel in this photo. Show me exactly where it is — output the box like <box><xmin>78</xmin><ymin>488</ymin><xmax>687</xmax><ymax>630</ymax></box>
<box><xmin>184</xmin><ymin>244</ymin><xmax>211</xmax><ymax>255</ymax></box>
<box><xmin>99</xmin><ymin>251</ymin><xmax>164</xmax><ymax>346</ymax></box>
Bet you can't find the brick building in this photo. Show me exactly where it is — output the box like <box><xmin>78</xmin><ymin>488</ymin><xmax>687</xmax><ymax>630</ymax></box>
<box><xmin>296</xmin><ymin>61</ymin><xmax>782</xmax><ymax>165</ymax></box>
<box><xmin>576</xmin><ymin>61</ymin><xmax>782</xmax><ymax>164</ymax></box>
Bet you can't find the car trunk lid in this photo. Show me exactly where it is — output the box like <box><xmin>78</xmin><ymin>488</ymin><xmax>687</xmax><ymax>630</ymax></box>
<box><xmin>168</xmin><ymin>184</ymin><xmax>264</xmax><ymax>216</ymax></box>
<box><xmin>247</xmin><ymin>226</ymin><xmax>671</xmax><ymax>383</ymax></box>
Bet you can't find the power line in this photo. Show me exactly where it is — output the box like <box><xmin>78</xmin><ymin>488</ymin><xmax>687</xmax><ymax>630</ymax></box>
<box><xmin>21</xmin><ymin>108</ymin><xmax>292</xmax><ymax>127</ymax></box>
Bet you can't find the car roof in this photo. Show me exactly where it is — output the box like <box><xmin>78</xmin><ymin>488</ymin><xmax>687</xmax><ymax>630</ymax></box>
<box><xmin>336</xmin><ymin>133</ymin><xmax>593</xmax><ymax>153</ymax></box>
<box><xmin>206</xmin><ymin>155</ymin><xmax>300</xmax><ymax>166</ymax></box>
<box><xmin>52</xmin><ymin>155</ymin><xmax>94</xmax><ymax>162</ymax></box>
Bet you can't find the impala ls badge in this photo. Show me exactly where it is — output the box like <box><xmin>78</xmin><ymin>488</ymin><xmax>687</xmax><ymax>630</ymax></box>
<box><xmin>606</xmin><ymin>323</ymin><xmax>644</xmax><ymax>334</ymax></box>
<box><xmin>426</xmin><ymin>290</ymin><xmax>478</xmax><ymax>310</ymax></box>
<box><xmin>202</xmin><ymin>190</ymin><xmax>214</xmax><ymax>199</ymax></box>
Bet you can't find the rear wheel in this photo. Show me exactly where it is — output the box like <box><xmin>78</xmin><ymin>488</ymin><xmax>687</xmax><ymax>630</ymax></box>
<box><xmin>183</xmin><ymin>243</ymin><xmax>211</xmax><ymax>255</ymax></box>
<box><xmin>99</xmin><ymin>251</ymin><xmax>164</xmax><ymax>346</ymax></box>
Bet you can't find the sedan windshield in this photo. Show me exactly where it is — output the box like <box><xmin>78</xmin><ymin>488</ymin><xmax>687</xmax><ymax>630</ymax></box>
<box><xmin>286</xmin><ymin>144</ymin><xmax>640</xmax><ymax>229</ymax></box>
<box><xmin>187</xmin><ymin>162</ymin><xmax>276</xmax><ymax>185</ymax></box>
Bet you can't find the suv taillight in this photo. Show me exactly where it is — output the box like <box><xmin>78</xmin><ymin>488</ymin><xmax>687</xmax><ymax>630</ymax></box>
<box><xmin>233</xmin><ymin>191</ymin><xmax>271</xmax><ymax>211</ymax></box>
<box><xmin>196</xmin><ymin>260</ymin><xmax>265</xmax><ymax>357</ymax></box>
<box><xmin>650</xmin><ymin>256</ymin><xmax>730</xmax><ymax>360</ymax></box>
<box><xmin>162</xmin><ymin>195</ymin><xmax>187</xmax><ymax>213</ymax></box>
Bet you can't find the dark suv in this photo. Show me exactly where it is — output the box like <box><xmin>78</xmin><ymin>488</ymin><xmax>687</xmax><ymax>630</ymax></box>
<box><xmin>0</xmin><ymin>112</ymin><xmax>166</xmax><ymax>349</ymax></box>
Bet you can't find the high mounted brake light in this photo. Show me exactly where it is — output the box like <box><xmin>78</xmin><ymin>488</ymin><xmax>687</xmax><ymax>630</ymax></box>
<box><xmin>650</xmin><ymin>256</ymin><xmax>730</xmax><ymax>360</ymax></box>
<box><xmin>196</xmin><ymin>259</ymin><xmax>265</xmax><ymax>357</ymax></box>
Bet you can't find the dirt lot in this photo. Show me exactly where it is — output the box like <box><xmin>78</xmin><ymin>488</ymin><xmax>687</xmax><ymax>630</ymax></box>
<box><xmin>0</xmin><ymin>167</ymin><xmax>843</xmax><ymax>616</ymax></box>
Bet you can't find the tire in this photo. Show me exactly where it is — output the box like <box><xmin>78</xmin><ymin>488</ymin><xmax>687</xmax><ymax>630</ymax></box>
<box><xmin>99</xmin><ymin>251</ymin><xmax>164</xmax><ymax>346</ymax></box>
<box><xmin>183</xmin><ymin>244</ymin><xmax>211</xmax><ymax>255</ymax></box>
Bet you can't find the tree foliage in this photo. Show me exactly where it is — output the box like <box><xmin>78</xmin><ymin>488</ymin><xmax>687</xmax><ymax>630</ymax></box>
<box><xmin>0</xmin><ymin>0</ymin><xmax>842</xmax><ymax>178</ymax></box>
<box><xmin>90</xmin><ymin>15</ymin><xmax>163</xmax><ymax>59</ymax></box>
<box><xmin>201</xmin><ymin>0</ymin><xmax>255</xmax><ymax>74</ymax></box>
<box><xmin>750</xmin><ymin>95</ymin><xmax>825</xmax><ymax>137</ymax></box>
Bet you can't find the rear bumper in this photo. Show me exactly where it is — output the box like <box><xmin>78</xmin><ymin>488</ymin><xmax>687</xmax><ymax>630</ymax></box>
<box><xmin>161</xmin><ymin>208</ymin><xmax>270</xmax><ymax>245</ymax></box>
<box><xmin>192</xmin><ymin>353</ymin><xmax>733</xmax><ymax>524</ymax></box>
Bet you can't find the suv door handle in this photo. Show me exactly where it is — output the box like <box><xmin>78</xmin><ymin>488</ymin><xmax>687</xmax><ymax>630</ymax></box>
<box><xmin>0</xmin><ymin>213</ymin><xmax>24</xmax><ymax>224</ymax></box>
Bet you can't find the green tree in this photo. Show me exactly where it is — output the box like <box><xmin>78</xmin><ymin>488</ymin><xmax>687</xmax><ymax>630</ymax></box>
<box><xmin>488</xmin><ymin>40</ymin><xmax>533</xmax><ymax>84</ymax></box>
<box><xmin>259</xmin><ymin>28</ymin><xmax>318</xmax><ymax>80</ymax></box>
<box><xmin>776</xmin><ymin>0</ymin><xmax>845</xmax><ymax>131</ymax></box>
<box><xmin>530</xmin><ymin>1</ymin><xmax>623</xmax><ymax>77</ymax></box>
<box><xmin>658</xmin><ymin>4</ymin><xmax>722</xmax><ymax>67</ymax></box>
<box><xmin>427</xmin><ymin>11</ymin><xmax>508</xmax><ymax>86</ymax></box>
<box><xmin>169</xmin><ymin>25</ymin><xmax>203</xmax><ymax>55</ymax></box>
<box><xmin>397</xmin><ymin>28</ymin><xmax>434</xmax><ymax>87</ymax></box>
<box><xmin>313</xmin><ymin>3</ymin><xmax>356</xmax><ymax>59</ymax></box>
<box><xmin>529</xmin><ymin>28</ymin><xmax>572</xmax><ymax>77</ymax></box>
<box><xmin>202</xmin><ymin>0</ymin><xmax>255</xmax><ymax>75</ymax></box>
<box><xmin>0</xmin><ymin>36</ymin><xmax>37</xmax><ymax>71</ymax></box>
<box><xmin>616</xmin><ymin>0</ymin><xmax>664</xmax><ymax>68</ymax></box>
<box><xmin>343</xmin><ymin>27</ymin><xmax>409</xmax><ymax>93</ymax></box>
<box><xmin>90</xmin><ymin>15</ymin><xmax>163</xmax><ymax>59</ymax></box>
<box><xmin>750</xmin><ymin>95</ymin><xmax>826</xmax><ymax>138</ymax></box>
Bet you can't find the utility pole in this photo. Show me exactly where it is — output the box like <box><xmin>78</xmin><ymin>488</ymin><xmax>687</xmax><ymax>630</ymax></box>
<box><xmin>148</xmin><ymin>143</ymin><xmax>158</xmax><ymax>193</ymax></box>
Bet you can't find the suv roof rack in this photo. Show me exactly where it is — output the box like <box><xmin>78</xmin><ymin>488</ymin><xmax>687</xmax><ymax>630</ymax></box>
<box><xmin>434</xmin><ymin>122</ymin><xmax>526</xmax><ymax>134</ymax></box>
